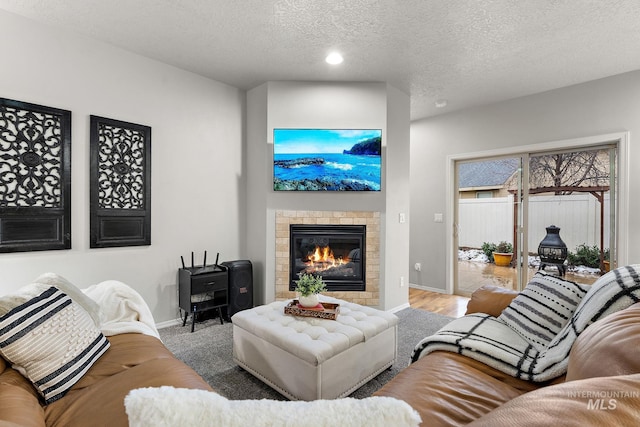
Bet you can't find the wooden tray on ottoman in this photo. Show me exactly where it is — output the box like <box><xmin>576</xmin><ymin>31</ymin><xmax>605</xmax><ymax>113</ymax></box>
<box><xmin>284</xmin><ymin>300</ymin><xmax>340</xmax><ymax>320</ymax></box>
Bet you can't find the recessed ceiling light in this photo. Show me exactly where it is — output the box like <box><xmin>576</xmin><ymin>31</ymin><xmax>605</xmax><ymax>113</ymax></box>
<box><xmin>435</xmin><ymin>99</ymin><xmax>448</xmax><ymax>108</ymax></box>
<box><xmin>325</xmin><ymin>52</ymin><xmax>343</xmax><ymax>65</ymax></box>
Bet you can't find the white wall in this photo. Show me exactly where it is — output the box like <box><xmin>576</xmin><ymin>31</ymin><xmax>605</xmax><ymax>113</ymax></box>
<box><xmin>410</xmin><ymin>71</ymin><xmax>640</xmax><ymax>290</ymax></box>
<box><xmin>0</xmin><ymin>10</ymin><xmax>245</xmax><ymax>323</ymax></box>
<box><xmin>246</xmin><ymin>81</ymin><xmax>411</xmax><ymax>310</ymax></box>
<box><xmin>383</xmin><ymin>84</ymin><xmax>411</xmax><ymax>310</ymax></box>
<box><xmin>245</xmin><ymin>83</ymin><xmax>269</xmax><ymax>305</ymax></box>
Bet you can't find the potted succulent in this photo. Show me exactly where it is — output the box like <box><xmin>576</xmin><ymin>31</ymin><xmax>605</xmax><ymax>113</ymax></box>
<box><xmin>294</xmin><ymin>273</ymin><xmax>327</xmax><ymax>307</ymax></box>
<box><xmin>493</xmin><ymin>241</ymin><xmax>513</xmax><ymax>267</ymax></box>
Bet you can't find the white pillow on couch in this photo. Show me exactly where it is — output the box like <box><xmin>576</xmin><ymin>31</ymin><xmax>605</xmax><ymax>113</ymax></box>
<box><xmin>0</xmin><ymin>283</ymin><xmax>110</xmax><ymax>404</ymax></box>
<box><xmin>497</xmin><ymin>271</ymin><xmax>590</xmax><ymax>350</ymax></box>
<box><xmin>0</xmin><ymin>272</ymin><xmax>104</xmax><ymax>328</ymax></box>
<box><xmin>125</xmin><ymin>386</ymin><xmax>421</xmax><ymax>427</ymax></box>
<box><xmin>35</xmin><ymin>272</ymin><xmax>104</xmax><ymax>326</ymax></box>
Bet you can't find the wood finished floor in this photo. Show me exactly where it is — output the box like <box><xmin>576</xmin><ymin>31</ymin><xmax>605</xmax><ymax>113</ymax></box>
<box><xmin>409</xmin><ymin>287</ymin><xmax>470</xmax><ymax>318</ymax></box>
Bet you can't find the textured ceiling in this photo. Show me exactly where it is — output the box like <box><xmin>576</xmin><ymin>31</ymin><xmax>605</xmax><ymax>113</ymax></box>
<box><xmin>2</xmin><ymin>0</ymin><xmax>640</xmax><ymax>120</ymax></box>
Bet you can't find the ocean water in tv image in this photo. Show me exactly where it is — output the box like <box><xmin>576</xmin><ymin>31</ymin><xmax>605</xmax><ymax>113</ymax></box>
<box><xmin>273</xmin><ymin>129</ymin><xmax>382</xmax><ymax>191</ymax></box>
<box><xmin>274</xmin><ymin>153</ymin><xmax>381</xmax><ymax>191</ymax></box>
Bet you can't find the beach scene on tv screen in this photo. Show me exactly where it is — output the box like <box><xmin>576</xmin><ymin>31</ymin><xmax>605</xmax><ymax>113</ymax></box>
<box><xmin>273</xmin><ymin>129</ymin><xmax>382</xmax><ymax>191</ymax></box>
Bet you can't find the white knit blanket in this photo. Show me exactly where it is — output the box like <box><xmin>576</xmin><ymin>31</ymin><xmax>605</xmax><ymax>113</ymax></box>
<box><xmin>411</xmin><ymin>265</ymin><xmax>640</xmax><ymax>382</ymax></box>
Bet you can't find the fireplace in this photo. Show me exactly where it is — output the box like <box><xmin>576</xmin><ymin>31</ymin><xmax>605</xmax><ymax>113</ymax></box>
<box><xmin>289</xmin><ymin>224</ymin><xmax>366</xmax><ymax>292</ymax></box>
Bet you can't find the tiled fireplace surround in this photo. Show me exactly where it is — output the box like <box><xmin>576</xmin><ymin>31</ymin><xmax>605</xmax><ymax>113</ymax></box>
<box><xmin>275</xmin><ymin>210</ymin><xmax>380</xmax><ymax>306</ymax></box>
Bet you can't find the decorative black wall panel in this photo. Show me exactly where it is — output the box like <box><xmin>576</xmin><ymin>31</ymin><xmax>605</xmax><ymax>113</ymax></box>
<box><xmin>0</xmin><ymin>98</ymin><xmax>72</xmax><ymax>252</ymax></box>
<box><xmin>90</xmin><ymin>115</ymin><xmax>151</xmax><ymax>248</ymax></box>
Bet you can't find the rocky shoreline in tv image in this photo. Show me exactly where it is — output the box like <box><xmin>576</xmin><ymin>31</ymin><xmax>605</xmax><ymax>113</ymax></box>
<box><xmin>274</xmin><ymin>177</ymin><xmax>377</xmax><ymax>191</ymax></box>
<box><xmin>274</xmin><ymin>157</ymin><xmax>325</xmax><ymax>168</ymax></box>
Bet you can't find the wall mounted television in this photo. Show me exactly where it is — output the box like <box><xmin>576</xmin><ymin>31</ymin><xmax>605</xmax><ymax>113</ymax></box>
<box><xmin>273</xmin><ymin>128</ymin><xmax>382</xmax><ymax>191</ymax></box>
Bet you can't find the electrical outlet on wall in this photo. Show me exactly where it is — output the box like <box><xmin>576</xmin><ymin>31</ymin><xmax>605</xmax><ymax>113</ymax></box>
<box><xmin>400</xmin><ymin>276</ymin><xmax>405</xmax><ymax>287</ymax></box>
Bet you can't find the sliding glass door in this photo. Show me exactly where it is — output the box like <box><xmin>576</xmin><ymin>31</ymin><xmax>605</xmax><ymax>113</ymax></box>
<box><xmin>454</xmin><ymin>144</ymin><xmax>617</xmax><ymax>296</ymax></box>
<box><xmin>455</xmin><ymin>156</ymin><xmax>524</xmax><ymax>295</ymax></box>
<box><xmin>524</xmin><ymin>146</ymin><xmax>615</xmax><ymax>284</ymax></box>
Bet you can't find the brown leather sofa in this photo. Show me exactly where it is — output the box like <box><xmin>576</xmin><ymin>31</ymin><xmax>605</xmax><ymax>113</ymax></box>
<box><xmin>374</xmin><ymin>285</ymin><xmax>640</xmax><ymax>426</ymax></box>
<box><xmin>0</xmin><ymin>333</ymin><xmax>212</xmax><ymax>427</ymax></box>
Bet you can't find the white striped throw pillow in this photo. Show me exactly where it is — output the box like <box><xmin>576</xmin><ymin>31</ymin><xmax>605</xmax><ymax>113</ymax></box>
<box><xmin>497</xmin><ymin>272</ymin><xmax>590</xmax><ymax>350</ymax></box>
<box><xmin>0</xmin><ymin>286</ymin><xmax>110</xmax><ymax>404</ymax></box>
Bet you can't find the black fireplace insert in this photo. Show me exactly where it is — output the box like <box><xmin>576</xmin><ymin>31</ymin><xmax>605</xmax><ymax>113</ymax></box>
<box><xmin>289</xmin><ymin>224</ymin><xmax>366</xmax><ymax>292</ymax></box>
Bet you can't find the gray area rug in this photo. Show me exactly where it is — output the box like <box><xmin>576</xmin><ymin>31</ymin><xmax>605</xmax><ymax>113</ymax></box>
<box><xmin>159</xmin><ymin>307</ymin><xmax>453</xmax><ymax>400</ymax></box>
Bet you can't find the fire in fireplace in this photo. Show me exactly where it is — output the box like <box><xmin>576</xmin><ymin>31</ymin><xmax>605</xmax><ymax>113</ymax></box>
<box><xmin>289</xmin><ymin>224</ymin><xmax>366</xmax><ymax>292</ymax></box>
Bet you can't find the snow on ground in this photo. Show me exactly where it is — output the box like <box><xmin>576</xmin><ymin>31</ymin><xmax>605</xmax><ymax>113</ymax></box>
<box><xmin>458</xmin><ymin>249</ymin><xmax>488</xmax><ymax>263</ymax></box>
<box><xmin>458</xmin><ymin>249</ymin><xmax>602</xmax><ymax>276</ymax></box>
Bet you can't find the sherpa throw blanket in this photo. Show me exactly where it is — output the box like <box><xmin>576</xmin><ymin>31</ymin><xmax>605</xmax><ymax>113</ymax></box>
<box><xmin>83</xmin><ymin>280</ymin><xmax>160</xmax><ymax>339</ymax></box>
<box><xmin>125</xmin><ymin>386</ymin><xmax>422</xmax><ymax>427</ymax></box>
<box><xmin>411</xmin><ymin>265</ymin><xmax>640</xmax><ymax>382</ymax></box>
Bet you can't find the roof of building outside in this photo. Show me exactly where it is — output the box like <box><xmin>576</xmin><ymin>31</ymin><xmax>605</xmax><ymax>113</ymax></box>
<box><xmin>458</xmin><ymin>158</ymin><xmax>520</xmax><ymax>189</ymax></box>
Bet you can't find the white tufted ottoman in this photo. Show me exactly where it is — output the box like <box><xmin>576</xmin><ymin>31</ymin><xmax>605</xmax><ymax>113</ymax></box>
<box><xmin>231</xmin><ymin>296</ymin><xmax>398</xmax><ymax>401</ymax></box>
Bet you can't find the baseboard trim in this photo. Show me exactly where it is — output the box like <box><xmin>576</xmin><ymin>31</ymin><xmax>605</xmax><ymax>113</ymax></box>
<box><xmin>409</xmin><ymin>284</ymin><xmax>451</xmax><ymax>294</ymax></box>
<box><xmin>388</xmin><ymin>302</ymin><xmax>410</xmax><ymax>313</ymax></box>
<box><xmin>156</xmin><ymin>318</ymin><xmax>182</xmax><ymax>330</ymax></box>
